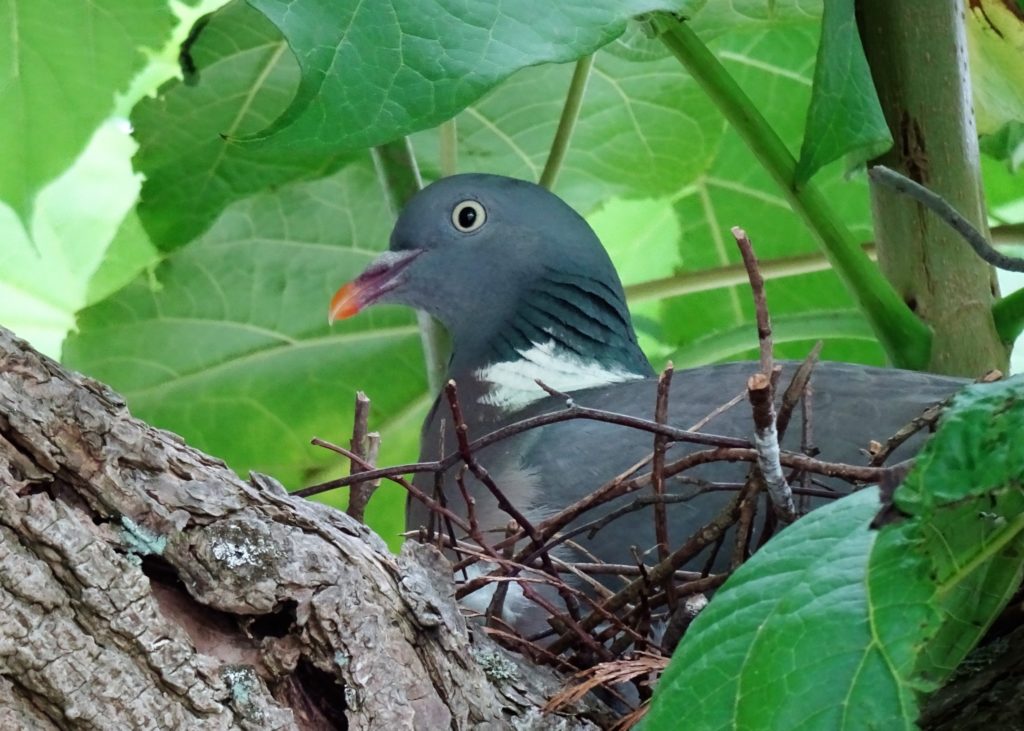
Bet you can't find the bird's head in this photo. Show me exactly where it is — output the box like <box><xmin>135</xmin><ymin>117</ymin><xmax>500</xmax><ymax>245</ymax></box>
<box><xmin>330</xmin><ymin>173</ymin><xmax>650</xmax><ymax>388</ymax></box>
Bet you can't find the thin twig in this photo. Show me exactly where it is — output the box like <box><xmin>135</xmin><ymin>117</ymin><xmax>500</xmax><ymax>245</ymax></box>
<box><xmin>868</xmin><ymin>165</ymin><xmax>1024</xmax><ymax>272</ymax></box>
<box><xmin>311</xmin><ymin>438</ymin><xmax>472</xmax><ymax>536</ymax></box>
<box><xmin>867</xmin><ymin>369</ymin><xmax>1002</xmax><ymax>467</ymax></box>
<box><xmin>345</xmin><ymin>392</ymin><xmax>375</xmax><ymax>523</ymax></box>
<box><xmin>549</xmin><ymin>491</ymin><xmax>746</xmax><ymax>654</ymax></box>
<box><xmin>296</xmin><ymin>400</ymin><xmax>753</xmax><ymax>498</ymax></box>
<box><xmin>775</xmin><ymin>342</ymin><xmax>822</xmax><ymax>439</ymax></box>
<box><xmin>444</xmin><ymin>381</ymin><xmax>593</xmax><ymax>641</ymax></box>
<box><xmin>732</xmin><ymin>226</ymin><xmax>773</xmax><ymax>374</ymax></box>
<box><xmin>651</xmin><ymin>363</ymin><xmax>675</xmax><ymax>611</ymax></box>
<box><xmin>486</xmin><ymin>520</ymin><xmax>519</xmax><ymax>628</ymax></box>
<box><xmin>799</xmin><ymin>382</ymin><xmax>816</xmax><ymax>511</ymax></box>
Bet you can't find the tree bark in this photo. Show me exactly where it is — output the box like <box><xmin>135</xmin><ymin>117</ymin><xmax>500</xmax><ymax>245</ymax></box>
<box><xmin>0</xmin><ymin>326</ymin><xmax>604</xmax><ymax>730</ymax></box>
<box><xmin>2</xmin><ymin>324</ymin><xmax>1022</xmax><ymax>729</ymax></box>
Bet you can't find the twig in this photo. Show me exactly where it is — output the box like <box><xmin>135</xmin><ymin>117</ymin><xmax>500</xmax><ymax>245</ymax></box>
<box><xmin>548</xmin><ymin>491</ymin><xmax>746</xmax><ymax>654</ymax></box>
<box><xmin>688</xmin><ymin>389</ymin><xmax>747</xmax><ymax>431</ymax></box>
<box><xmin>296</xmin><ymin>400</ymin><xmax>753</xmax><ymax>498</ymax></box>
<box><xmin>799</xmin><ymin>382</ymin><xmax>816</xmax><ymax>511</ymax></box>
<box><xmin>311</xmin><ymin>438</ymin><xmax>472</xmax><ymax>536</ymax></box>
<box><xmin>732</xmin><ymin>226</ymin><xmax>773</xmax><ymax>374</ymax></box>
<box><xmin>775</xmin><ymin>342</ymin><xmax>822</xmax><ymax>439</ymax></box>
<box><xmin>729</xmin><ymin>470</ymin><xmax>763</xmax><ymax>571</ymax></box>
<box><xmin>660</xmin><ymin>592</ymin><xmax>710</xmax><ymax>655</ymax></box>
<box><xmin>867</xmin><ymin>369</ymin><xmax>1002</xmax><ymax>467</ymax></box>
<box><xmin>444</xmin><ymin>381</ymin><xmax>592</xmax><ymax>640</ymax></box>
<box><xmin>747</xmin><ymin>373</ymin><xmax>795</xmax><ymax>519</ymax></box>
<box><xmin>345</xmin><ymin>392</ymin><xmax>376</xmax><ymax>523</ymax></box>
<box><xmin>486</xmin><ymin>520</ymin><xmax>519</xmax><ymax>628</ymax></box>
<box><xmin>868</xmin><ymin>165</ymin><xmax>1024</xmax><ymax>272</ymax></box>
<box><xmin>651</xmin><ymin>363</ymin><xmax>675</xmax><ymax>611</ymax></box>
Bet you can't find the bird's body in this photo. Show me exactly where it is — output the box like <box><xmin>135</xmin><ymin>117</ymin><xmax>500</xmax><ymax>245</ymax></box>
<box><xmin>331</xmin><ymin>173</ymin><xmax>968</xmax><ymax>634</ymax></box>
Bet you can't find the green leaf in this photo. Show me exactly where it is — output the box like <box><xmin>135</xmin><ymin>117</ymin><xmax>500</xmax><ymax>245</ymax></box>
<box><xmin>980</xmin><ymin>120</ymin><xmax>1024</xmax><ymax>172</ymax></box>
<box><xmin>879</xmin><ymin>377</ymin><xmax>1024</xmax><ymax>685</ymax></box>
<box><xmin>794</xmin><ymin>0</ymin><xmax>892</xmax><ymax>184</ymax></box>
<box><xmin>133</xmin><ymin>0</ymin><xmax>351</xmax><ymax>251</ymax></box>
<box><xmin>686</xmin><ymin>0</ymin><xmax>824</xmax><ymax>40</ymax></box>
<box><xmin>645</xmin><ymin>377</ymin><xmax>1024</xmax><ymax>729</ymax></box>
<box><xmin>412</xmin><ymin>49</ymin><xmax>723</xmax><ymax>212</ymax></box>
<box><xmin>241</xmin><ymin>0</ymin><xmax>686</xmax><ymax>151</ymax></box>
<box><xmin>85</xmin><ymin>212</ymin><xmax>161</xmax><ymax>307</ymax></box>
<box><xmin>0</xmin><ymin>0</ymin><xmax>175</xmax><ymax>221</ymax></box>
<box><xmin>63</xmin><ymin>160</ymin><xmax>430</xmax><ymax>547</ymax></box>
<box><xmin>643</xmin><ymin>488</ymin><xmax>907</xmax><ymax>731</ymax></box>
<box><xmin>0</xmin><ymin>120</ymin><xmax>144</xmax><ymax>358</ymax></box>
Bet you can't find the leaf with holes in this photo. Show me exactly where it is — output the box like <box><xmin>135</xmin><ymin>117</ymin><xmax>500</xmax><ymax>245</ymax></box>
<box><xmin>132</xmin><ymin>0</ymin><xmax>352</xmax><ymax>251</ymax></box>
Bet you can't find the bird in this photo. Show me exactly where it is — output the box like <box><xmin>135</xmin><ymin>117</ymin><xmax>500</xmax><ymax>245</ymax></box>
<box><xmin>329</xmin><ymin>173</ymin><xmax>967</xmax><ymax>637</ymax></box>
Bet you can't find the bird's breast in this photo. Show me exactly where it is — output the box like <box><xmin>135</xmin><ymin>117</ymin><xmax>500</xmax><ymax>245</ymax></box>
<box><xmin>473</xmin><ymin>339</ymin><xmax>644</xmax><ymax>411</ymax></box>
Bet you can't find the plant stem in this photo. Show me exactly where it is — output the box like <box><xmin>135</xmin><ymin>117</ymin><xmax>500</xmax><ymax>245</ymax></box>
<box><xmin>371</xmin><ymin>139</ymin><xmax>450</xmax><ymax>392</ymax></box>
<box><xmin>439</xmin><ymin>119</ymin><xmax>458</xmax><ymax>177</ymax></box>
<box><xmin>626</xmin><ymin>232</ymin><xmax>1024</xmax><ymax>304</ymax></box>
<box><xmin>626</xmin><ymin>245</ymin><xmax>878</xmax><ymax>303</ymax></box>
<box><xmin>539</xmin><ymin>54</ymin><xmax>594</xmax><ymax>189</ymax></box>
<box><xmin>652</xmin><ymin>13</ymin><xmax>931</xmax><ymax>371</ymax></box>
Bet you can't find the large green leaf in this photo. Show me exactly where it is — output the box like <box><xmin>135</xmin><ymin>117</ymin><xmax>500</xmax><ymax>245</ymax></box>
<box><xmin>644</xmin><ymin>377</ymin><xmax>1024</xmax><ymax>729</ymax></box>
<box><xmin>241</xmin><ymin>0</ymin><xmax>686</xmax><ymax>152</ymax></box>
<box><xmin>643</xmin><ymin>488</ymin><xmax>899</xmax><ymax>730</ymax></box>
<box><xmin>686</xmin><ymin>0</ymin><xmax>823</xmax><ymax>39</ymax></box>
<box><xmin>795</xmin><ymin>0</ymin><xmax>891</xmax><ymax>183</ymax></box>
<box><xmin>0</xmin><ymin>121</ymin><xmax>145</xmax><ymax>358</ymax></box>
<box><xmin>664</xmin><ymin>22</ymin><xmax>882</xmax><ymax>366</ymax></box>
<box><xmin>133</xmin><ymin>0</ymin><xmax>351</xmax><ymax>251</ymax></box>
<box><xmin>0</xmin><ymin>0</ymin><xmax>174</xmax><ymax>221</ymax></box>
<box><xmin>881</xmin><ymin>377</ymin><xmax>1024</xmax><ymax>684</ymax></box>
<box><xmin>414</xmin><ymin>48</ymin><xmax>724</xmax><ymax>213</ymax></box>
<box><xmin>64</xmin><ymin>161</ymin><xmax>430</xmax><ymax>546</ymax></box>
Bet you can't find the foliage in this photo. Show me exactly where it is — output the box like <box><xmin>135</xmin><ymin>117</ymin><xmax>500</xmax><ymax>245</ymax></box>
<box><xmin>1</xmin><ymin>0</ymin><xmax>1024</xmax><ymax>721</ymax></box>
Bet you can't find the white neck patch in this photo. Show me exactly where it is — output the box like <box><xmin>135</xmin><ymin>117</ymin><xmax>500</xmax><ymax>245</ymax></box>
<box><xmin>474</xmin><ymin>339</ymin><xmax>644</xmax><ymax>411</ymax></box>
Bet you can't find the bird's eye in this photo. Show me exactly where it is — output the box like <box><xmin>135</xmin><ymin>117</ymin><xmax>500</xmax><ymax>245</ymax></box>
<box><xmin>451</xmin><ymin>200</ymin><xmax>486</xmax><ymax>233</ymax></box>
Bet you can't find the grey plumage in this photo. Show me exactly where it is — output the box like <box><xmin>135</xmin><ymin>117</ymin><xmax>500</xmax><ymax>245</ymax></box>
<box><xmin>332</xmin><ymin>173</ymin><xmax>967</xmax><ymax>634</ymax></box>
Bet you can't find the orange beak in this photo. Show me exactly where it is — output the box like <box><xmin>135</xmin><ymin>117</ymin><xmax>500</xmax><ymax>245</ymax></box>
<box><xmin>328</xmin><ymin>282</ymin><xmax>362</xmax><ymax>323</ymax></box>
<box><xmin>327</xmin><ymin>249</ymin><xmax>423</xmax><ymax>325</ymax></box>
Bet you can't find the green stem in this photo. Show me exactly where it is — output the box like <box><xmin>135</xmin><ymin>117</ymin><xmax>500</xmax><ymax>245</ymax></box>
<box><xmin>669</xmin><ymin>311</ymin><xmax>875</xmax><ymax>368</ymax></box>
<box><xmin>439</xmin><ymin>119</ymin><xmax>458</xmax><ymax>177</ymax></box>
<box><xmin>626</xmin><ymin>245</ymin><xmax>877</xmax><ymax>303</ymax></box>
<box><xmin>371</xmin><ymin>139</ymin><xmax>450</xmax><ymax>393</ymax></box>
<box><xmin>652</xmin><ymin>14</ymin><xmax>931</xmax><ymax>370</ymax></box>
<box><xmin>539</xmin><ymin>54</ymin><xmax>594</xmax><ymax>189</ymax></box>
<box><xmin>993</xmin><ymin>288</ymin><xmax>1024</xmax><ymax>346</ymax></box>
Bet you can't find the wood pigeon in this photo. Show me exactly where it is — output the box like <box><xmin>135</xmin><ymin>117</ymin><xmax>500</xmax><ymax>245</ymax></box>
<box><xmin>330</xmin><ymin>173</ymin><xmax>966</xmax><ymax>635</ymax></box>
